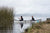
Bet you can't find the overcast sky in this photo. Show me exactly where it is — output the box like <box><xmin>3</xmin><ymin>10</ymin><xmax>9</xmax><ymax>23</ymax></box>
<box><xmin>0</xmin><ymin>0</ymin><xmax>50</xmax><ymax>16</ymax></box>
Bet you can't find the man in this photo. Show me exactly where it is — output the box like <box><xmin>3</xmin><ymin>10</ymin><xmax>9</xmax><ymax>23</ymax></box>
<box><xmin>19</xmin><ymin>16</ymin><xmax>23</xmax><ymax>28</ymax></box>
<box><xmin>31</xmin><ymin>16</ymin><xmax>35</xmax><ymax>21</ymax></box>
<box><xmin>19</xmin><ymin>16</ymin><xmax>23</xmax><ymax>21</ymax></box>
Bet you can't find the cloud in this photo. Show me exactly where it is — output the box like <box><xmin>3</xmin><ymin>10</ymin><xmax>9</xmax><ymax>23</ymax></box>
<box><xmin>0</xmin><ymin>0</ymin><xmax>50</xmax><ymax>16</ymax></box>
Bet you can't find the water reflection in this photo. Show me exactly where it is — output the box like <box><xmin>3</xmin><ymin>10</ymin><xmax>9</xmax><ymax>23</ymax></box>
<box><xmin>13</xmin><ymin>22</ymin><xmax>22</xmax><ymax>33</ymax></box>
<box><xmin>0</xmin><ymin>22</ymin><xmax>13</xmax><ymax>33</ymax></box>
<box><xmin>0</xmin><ymin>21</ymin><xmax>31</xmax><ymax>33</ymax></box>
<box><xmin>0</xmin><ymin>22</ymin><xmax>23</xmax><ymax>33</ymax></box>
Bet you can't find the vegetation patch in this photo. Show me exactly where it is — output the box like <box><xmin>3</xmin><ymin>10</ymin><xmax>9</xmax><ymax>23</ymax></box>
<box><xmin>0</xmin><ymin>7</ymin><xmax>14</xmax><ymax>28</ymax></box>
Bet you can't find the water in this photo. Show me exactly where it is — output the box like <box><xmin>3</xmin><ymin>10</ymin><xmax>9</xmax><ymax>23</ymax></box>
<box><xmin>0</xmin><ymin>20</ymin><xmax>32</xmax><ymax>33</ymax></box>
<box><xmin>13</xmin><ymin>21</ymin><xmax>32</xmax><ymax>33</ymax></box>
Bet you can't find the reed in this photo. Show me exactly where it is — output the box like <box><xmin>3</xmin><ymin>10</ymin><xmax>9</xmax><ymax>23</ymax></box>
<box><xmin>0</xmin><ymin>7</ymin><xmax>14</xmax><ymax>27</ymax></box>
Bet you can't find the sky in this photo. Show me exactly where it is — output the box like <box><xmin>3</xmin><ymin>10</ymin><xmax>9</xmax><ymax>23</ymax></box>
<box><xmin>0</xmin><ymin>0</ymin><xmax>50</xmax><ymax>17</ymax></box>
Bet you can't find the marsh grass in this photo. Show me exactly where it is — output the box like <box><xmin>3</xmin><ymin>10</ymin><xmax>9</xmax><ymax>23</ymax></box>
<box><xmin>25</xmin><ymin>22</ymin><xmax>47</xmax><ymax>33</ymax></box>
<box><xmin>25</xmin><ymin>21</ymin><xmax>50</xmax><ymax>33</ymax></box>
<box><xmin>0</xmin><ymin>7</ymin><xmax>14</xmax><ymax>28</ymax></box>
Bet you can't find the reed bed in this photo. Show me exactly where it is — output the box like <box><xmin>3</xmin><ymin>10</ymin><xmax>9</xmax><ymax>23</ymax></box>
<box><xmin>0</xmin><ymin>7</ymin><xmax>14</xmax><ymax>28</ymax></box>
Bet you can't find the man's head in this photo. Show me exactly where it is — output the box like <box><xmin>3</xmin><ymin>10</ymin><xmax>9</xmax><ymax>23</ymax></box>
<box><xmin>21</xmin><ymin>16</ymin><xmax>22</xmax><ymax>18</ymax></box>
<box><xmin>32</xmin><ymin>16</ymin><xmax>33</xmax><ymax>18</ymax></box>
